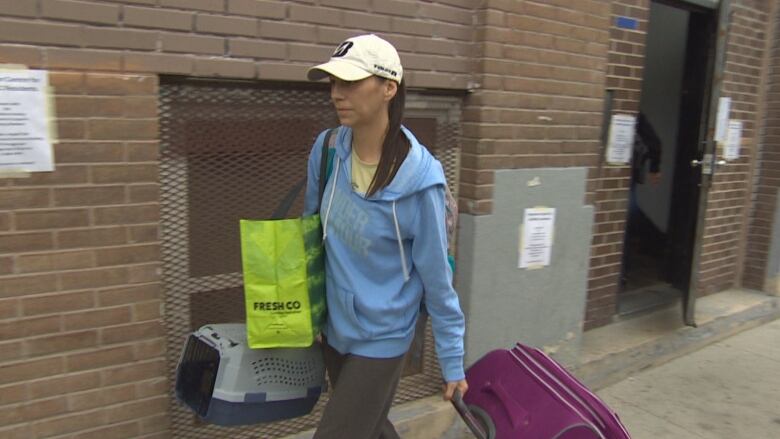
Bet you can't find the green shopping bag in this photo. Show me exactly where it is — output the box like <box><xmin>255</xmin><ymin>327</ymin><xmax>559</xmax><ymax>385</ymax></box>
<box><xmin>240</xmin><ymin>214</ymin><xmax>326</xmax><ymax>348</ymax></box>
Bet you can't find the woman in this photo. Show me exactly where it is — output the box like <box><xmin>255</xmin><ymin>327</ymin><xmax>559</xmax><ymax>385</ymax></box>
<box><xmin>302</xmin><ymin>34</ymin><xmax>468</xmax><ymax>438</ymax></box>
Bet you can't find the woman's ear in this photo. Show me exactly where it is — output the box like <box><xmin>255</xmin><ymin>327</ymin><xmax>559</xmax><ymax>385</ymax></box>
<box><xmin>383</xmin><ymin>80</ymin><xmax>398</xmax><ymax>102</ymax></box>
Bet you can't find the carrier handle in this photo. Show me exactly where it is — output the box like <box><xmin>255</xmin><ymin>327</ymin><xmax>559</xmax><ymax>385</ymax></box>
<box><xmin>452</xmin><ymin>390</ymin><xmax>493</xmax><ymax>439</ymax></box>
<box><xmin>483</xmin><ymin>379</ymin><xmax>529</xmax><ymax>430</ymax></box>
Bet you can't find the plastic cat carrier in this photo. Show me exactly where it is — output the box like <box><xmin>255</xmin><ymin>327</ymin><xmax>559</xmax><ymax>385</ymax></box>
<box><xmin>175</xmin><ymin>323</ymin><xmax>326</xmax><ymax>426</ymax></box>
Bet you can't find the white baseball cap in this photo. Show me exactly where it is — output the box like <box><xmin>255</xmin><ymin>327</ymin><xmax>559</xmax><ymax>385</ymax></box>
<box><xmin>308</xmin><ymin>34</ymin><xmax>403</xmax><ymax>83</ymax></box>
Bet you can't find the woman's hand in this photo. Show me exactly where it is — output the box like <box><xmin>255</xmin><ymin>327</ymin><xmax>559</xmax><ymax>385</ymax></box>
<box><xmin>442</xmin><ymin>379</ymin><xmax>468</xmax><ymax>401</ymax></box>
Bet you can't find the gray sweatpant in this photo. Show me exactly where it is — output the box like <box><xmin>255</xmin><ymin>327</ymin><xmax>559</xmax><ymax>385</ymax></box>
<box><xmin>313</xmin><ymin>339</ymin><xmax>406</xmax><ymax>439</ymax></box>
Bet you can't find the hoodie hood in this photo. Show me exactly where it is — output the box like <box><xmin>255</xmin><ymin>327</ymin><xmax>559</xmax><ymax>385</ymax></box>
<box><xmin>332</xmin><ymin>125</ymin><xmax>446</xmax><ymax>201</ymax></box>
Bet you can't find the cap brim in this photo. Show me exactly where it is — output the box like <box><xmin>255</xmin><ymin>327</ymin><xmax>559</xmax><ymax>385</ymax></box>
<box><xmin>307</xmin><ymin>60</ymin><xmax>373</xmax><ymax>82</ymax></box>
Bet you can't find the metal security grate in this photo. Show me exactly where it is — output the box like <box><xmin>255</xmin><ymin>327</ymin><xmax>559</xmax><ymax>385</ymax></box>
<box><xmin>160</xmin><ymin>78</ymin><xmax>461</xmax><ymax>439</ymax></box>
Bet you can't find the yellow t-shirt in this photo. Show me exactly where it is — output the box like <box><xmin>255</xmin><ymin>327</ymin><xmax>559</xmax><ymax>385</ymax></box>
<box><xmin>351</xmin><ymin>150</ymin><xmax>378</xmax><ymax>194</ymax></box>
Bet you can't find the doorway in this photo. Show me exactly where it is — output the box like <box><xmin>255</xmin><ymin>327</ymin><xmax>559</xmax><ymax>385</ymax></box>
<box><xmin>619</xmin><ymin>0</ymin><xmax>718</xmax><ymax>317</ymax></box>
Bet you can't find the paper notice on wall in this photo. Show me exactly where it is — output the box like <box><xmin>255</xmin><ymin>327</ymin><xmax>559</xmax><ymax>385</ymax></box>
<box><xmin>715</xmin><ymin>97</ymin><xmax>731</xmax><ymax>142</ymax></box>
<box><xmin>519</xmin><ymin>207</ymin><xmax>556</xmax><ymax>269</ymax></box>
<box><xmin>606</xmin><ymin>114</ymin><xmax>636</xmax><ymax>165</ymax></box>
<box><xmin>724</xmin><ymin>120</ymin><xmax>742</xmax><ymax>161</ymax></box>
<box><xmin>0</xmin><ymin>69</ymin><xmax>54</xmax><ymax>172</ymax></box>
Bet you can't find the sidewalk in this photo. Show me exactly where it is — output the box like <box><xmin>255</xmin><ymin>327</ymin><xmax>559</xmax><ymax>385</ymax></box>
<box><xmin>597</xmin><ymin>318</ymin><xmax>780</xmax><ymax>438</ymax></box>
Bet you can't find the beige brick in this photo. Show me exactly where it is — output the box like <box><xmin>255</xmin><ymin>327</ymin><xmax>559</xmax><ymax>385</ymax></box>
<box><xmin>57</xmin><ymin>226</ymin><xmax>127</xmax><ymax>249</ymax></box>
<box><xmin>87</xmin><ymin>119</ymin><xmax>158</xmax><ymax>141</ymax></box>
<box><xmin>70</xmin><ymin>420</ymin><xmax>140</xmax><ymax>439</ymax></box>
<box><xmin>133</xmin><ymin>338</ymin><xmax>165</xmax><ymax>360</ymax></box>
<box><xmin>257</xmin><ymin>62</ymin><xmax>308</xmax><ymax>81</ymax></box>
<box><xmin>196</xmin><ymin>13</ymin><xmax>257</xmax><ymax>37</ymax></box>
<box><xmin>0</xmin><ymin>315</ymin><xmax>62</xmax><ymax>340</ymax></box>
<box><xmin>52</xmin><ymin>186</ymin><xmax>124</xmax><ymax>207</ymax></box>
<box><xmin>193</xmin><ymin>57</ymin><xmax>256</xmax><ymax>78</ymax></box>
<box><xmin>0</xmin><ymin>340</ymin><xmax>24</xmax><ymax>361</ymax></box>
<box><xmin>55</xmin><ymin>96</ymin><xmax>124</xmax><ymax>118</ymax></box>
<box><xmin>260</xmin><ymin>21</ymin><xmax>317</xmax><ymax>42</ymax></box>
<box><xmin>59</xmin><ymin>266</ymin><xmax>128</xmax><ymax>290</ymax></box>
<box><xmin>49</xmin><ymin>71</ymin><xmax>85</xmax><ymax>94</ymax></box>
<box><xmin>124</xmin><ymin>52</ymin><xmax>195</xmax><ymax>75</ymax></box>
<box><xmin>105</xmin><ymin>396</ymin><xmax>168</xmax><ymax>423</ymax></box>
<box><xmin>0</xmin><ymin>396</ymin><xmax>68</xmax><ymax>426</ymax></box>
<box><xmin>391</xmin><ymin>17</ymin><xmax>432</xmax><ymax>37</ymax></box>
<box><xmin>101</xmin><ymin>358</ymin><xmax>166</xmax><ymax>385</ymax></box>
<box><xmin>229</xmin><ymin>38</ymin><xmax>287</xmax><ymax>59</ymax></box>
<box><xmin>66</xmin><ymin>345</ymin><xmax>135</xmax><ymax>372</ymax></box>
<box><xmin>419</xmin><ymin>2</ymin><xmax>472</xmax><ymax>24</ymax></box>
<box><xmin>0</xmin><ymin>298</ymin><xmax>19</xmax><ymax>319</ymax></box>
<box><xmin>135</xmin><ymin>377</ymin><xmax>168</xmax><ymax>398</ymax></box>
<box><xmin>94</xmin><ymin>244</ymin><xmax>159</xmax><ymax>267</ymax></box>
<box><xmin>41</xmin><ymin>0</ymin><xmax>119</xmax><ymax>24</ymax></box>
<box><xmin>0</xmin><ymin>357</ymin><xmax>65</xmax><ymax>385</ymax></box>
<box><xmin>123</xmin><ymin>96</ymin><xmax>158</xmax><ymax>118</ymax></box>
<box><xmin>22</xmin><ymin>290</ymin><xmax>94</xmax><ymax>316</ymax></box>
<box><xmin>320</xmin><ymin>0</ymin><xmax>369</xmax><ymax>10</ymax></box>
<box><xmin>27</xmin><ymin>370</ymin><xmax>101</xmax><ymax>399</ymax></box>
<box><xmin>133</xmin><ymin>301</ymin><xmax>161</xmax><ymax>322</ymax></box>
<box><xmin>32</xmin><ymin>409</ymin><xmax>108</xmax><ymax>438</ymax></box>
<box><xmin>0</xmin><ymin>232</ymin><xmax>55</xmax><ymax>254</ymax></box>
<box><xmin>288</xmin><ymin>43</ymin><xmax>332</xmax><ymax>63</ymax></box>
<box><xmin>0</xmin><ymin>188</ymin><xmax>50</xmax><ymax>209</ymax></box>
<box><xmin>0</xmin><ymin>382</ymin><xmax>27</xmax><ymax>405</ymax></box>
<box><xmin>124</xmin><ymin>5</ymin><xmax>193</xmax><ymax>31</ymax></box>
<box><xmin>290</xmin><ymin>4</ymin><xmax>342</xmax><ymax>26</ymax></box>
<box><xmin>126</xmin><ymin>142</ymin><xmax>160</xmax><ymax>162</ymax></box>
<box><xmin>85</xmin><ymin>73</ymin><xmax>157</xmax><ymax>96</ymax></box>
<box><xmin>160</xmin><ymin>32</ymin><xmax>225</xmax><ymax>55</ymax></box>
<box><xmin>83</xmin><ymin>26</ymin><xmax>158</xmax><ymax>51</ymax></box>
<box><xmin>0</xmin><ymin>44</ymin><xmax>44</xmax><ymax>67</ymax></box>
<box><xmin>68</xmin><ymin>383</ymin><xmax>138</xmax><ymax>412</ymax></box>
<box><xmin>128</xmin><ymin>184</ymin><xmax>160</xmax><ymax>203</ymax></box>
<box><xmin>97</xmin><ymin>284</ymin><xmax>161</xmax><ymax>307</ymax></box>
<box><xmin>94</xmin><ymin>204</ymin><xmax>159</xmax><ymax>225</ymax></box>
<box><xmin>227</xmin><ymin>0</ymin><xmax>287</xmax><ymax>19</ymax></box>
<box><xmin>0</xmin><ymin>18</ymin><xmax>83</xmax><ymax>47</ymax></box>
<box><xmin>127</xmin><ymin>263</ymin><xmax>160</xmax><ymax>283</ymax></box>
<box><xmin>26</xmin><ymin>330</ymin><xmax>98</xmax><ymax>357</ymax></box>
<box><xmin>343</xmin><ymin>11</ymin><xmax>391</xmax><ymax>31</ymax></box>
<box><xmin>139</xmin><ymin>415</ymin><xmax>170</xmax><ymax>435</ymax></box>
<box><xmin>0</xmin><ymin>0</ymin><xmax>37</xmax><ymax>17</ymax></box>
<box><xmin>128</xmin><ymin>224</ymin><xmax>158</xmax><ymax>242</ymax></box>
<box><xmin>53</xmin><ymin>119</ymin><xmax>86</xmax><ymax>140</ymax></box>
<box><xmin>160</xmin><ymin>0</ymin><xmax>224</xmax><ymax>12</ymax></box>
<box><xmin>0</xmin><ymin>255</ymin><xmax>12</xmax><ymax>275</ymax></box>
<box><xmin>12</xmin><ymin>166</ymin><xmax>90</xmax><ymax>188</ymax></box>
<box><xmin>0</xmin><ymin>212</ymin><xmax>9</xmax><ymax>231</ymax></box>
<box><xmin>46</xmin><ymin>48</ymin><xmax>122</xmax><ymax>71</ymax></box>
<box><xmin>101</xmin><ymin>321</ymin><xmax>164</xmax><ymax>344</ymax></box>
<box><xmin>91</xmin><ymin>164</ymin><xmax>158</xmax><ymax>184</ymax></box>
<box><xmin>433</xmin><ymin>21</ymin><xmax>472</xmax><ymax>40</ymax></box>
<box><xmin>55</xmin><ymin>142</ymin><xmax>124</xmax><ymax>163</ymax></box>
<box><xmin>0</xmin><ymin>274</ymin><xmax>57</xmax><ymax>298</ymax></box>
<box><xmin>373</xmin><ymin>0</ymin><xmax>418</xmax><ymax>16</ymax></box>
<box><xmin>16</xmin><ymin>249</ymin><xmax>94</xmax><ymax>273</ymax></box>
<box><xmin>317</xmin><ymin>26</ymin><xmax>355</xmax><ymax>45</ymax></box>
<box><xmin>63</xmin><ymin>306</ymin><xmax>132</xmax><ymax>330</ymax></box>
<box><xmin>0</xmin><ymin>423</ymin><xmax>34</xmax><ymax>437</ymax></box>
<box><xmin>15</xmin><ymin>209</ymin><xmax>89</xmax><ymax>230</ymax></box>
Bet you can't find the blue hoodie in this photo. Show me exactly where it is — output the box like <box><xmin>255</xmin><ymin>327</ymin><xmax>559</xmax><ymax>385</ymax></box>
<box><xmin>303</xmin><ymin>125</ymin><xmax>465</xmax><ymax>382</ymax></box>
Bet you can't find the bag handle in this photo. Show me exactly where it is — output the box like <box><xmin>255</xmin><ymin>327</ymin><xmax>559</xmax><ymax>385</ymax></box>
<box><xmin>451</xmin><ymin>390</ymin><xmax>493</xmax><ymax>439</ymax></box>
<box><xmin>270</xmin><ymin>129</ymin><xmax>335</xmax><ymax>219</ymax></box>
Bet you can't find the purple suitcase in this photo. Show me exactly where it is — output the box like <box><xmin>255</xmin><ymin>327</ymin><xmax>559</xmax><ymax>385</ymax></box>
<box><xmin>452</xmin><ymin>343</ymin><xmax>631</xmax><ymax>439</ymax></box>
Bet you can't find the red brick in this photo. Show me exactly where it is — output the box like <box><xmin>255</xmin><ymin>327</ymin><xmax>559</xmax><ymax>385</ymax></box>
<box><xmin>128</xmin><ymin>184</ymin><xmax>160</xmax><ymax>203</ymax></box>
<box><xmin>0</xmin><ymin>44</ymin><xmax>44</xmax><ymax>67</ymax></box>
<box><xmin>66</xmin><ymin>345</ymin><xmax>135</xmax><ymax>372</ymax></box>
<box><xmin>105</xmin><ymin>396</ymin><xmax>168</xmax><ymax>423</ymax></box>
<box><xmin>0</xmin><ymin>232</ymin><xmax>55</xmax><ymax>254</ymax></box>
<box><xmin>0</xmin><ymin>357</ymin><xmax>65</xmax><ymax>385</ymax></box>
<box><xmin>55</xmin><ymin>142</ymin><xmax>124</xmax><ymax>163</ymax></box>
<box><xmin>94</xmin><ymin>244</ymin><xmax>160</xmax><ymax>266</ymax></box>
<box><xmin>63</xmin><ymin>306</ymin><xmax>133</xmax><ymax>331</ymax></box>
<box><xmin>26</xmin><ymin>330</ymin><xmax>99</xmax><ymax>357</ymax></box>
<box><xmin>71</xmin><ymin>420</ymin><xmax>140</xmax><ymax>439</ymax></box>
<box><xmin>49</xmin><ymin>71</ymin><xmax>85</xmax><ymax>94</ymax></box>
<box><xmin>59</xmin><ymin>266</ymin><xmax>128</xmax><ymax>290</ymax></box>
<box><xmin>0</xmin><ymin>18</ymin><xmax>83</xmax><ymax>47</ymax></box>
<box><xmin>0</xmin><ymin>382</ymin><xmax>27</xmax><ymax>406</ymax></box>
<box><xmin>93</xmin><ymin>204</ymin><xmax>159</xmax><ymax>225</ymax></box>
<box><xmin>127</xmin><ymin>263</ymin><xmax>160</xmax><ymax>283</ymax></box>
<box><xmin>0</xmin><ymin>315</ymin><xmax>62</xmax><ymax>340</ymax></box>
<box><xmin>32</xmin><ymin>409</ymin><xmax>108</xmax><ymax>437</ymax></box>
<box><xmin>161</xmin><ymin>32</ymin><xmax>225</xmax><ymax>55</ymax></box>
<box><xmin>0</xmin><ymin>212</ymin><xmax>9</xmax><ymax>231</ymax></box>
<box><xmin>0</xmin><ymin>256</ymin><xmax>12</xmax><ymax>275</ymax></box>
<box><xmin>126</xmin><ymin>142</ymin><xmax>160</xmax><ymax>162</ymax></box>
<box><xmin>55</xmin><ymin>96</ymin><xmax>124</xmax><ymax>118</ymax></box>
<box><xmin>124</xmin><ymin>52</ymin><xmax>194</xmax><ymax>75</ymax></box>
<box><xmin>128</xmin><ymin>225</ymin><xmax>159</xmax><ymax>243</ymax></box>
<box><xmin>0</xmin><ymin>395</ymin><xmax>69</xmax><ymax>426</ymax></box>
<box><xmin>41</xmin><ymin>0</ymin><xmax>120</xmax><ymax>24</ymax></box>
<box><xmin>227</xmin><ymin>0</ymin><xmax>287</xmax><ymax>18</ymax></box>
<box><xmin>57</xmin><ymin>226</ymin><xmax>127</xmax><ymax>249</ymax></box>
<box><xmin>0</xmin><ymin>298</ymin><xmax>19</xmax><ymax>319</ymax></box>
<box><xmin>16</xmin><ymin>249</ymin><xmax>94</xmax><ymax>273</ymax></box>
<box><xmin>100</xmin><ymin>359</ymin><xmax>166</xmax><ymax>385</ymax></box>
<box><xmin>14</xmin><ymin>209</ymin><xmax>89</xmax><ymax>230</ymax></box>
<box><xmin>47</xmin><ymin>48</ymin><xmax>122</xmax><ymax>71</ymax></box>
<box><xmin>0</xmin><ymin>188</ymin><xmax>51</xmax><ymax>209</ymax></box>
<box><xmin>88</xmin><ymin>119</ymin><xmax>158</xmax><ymax>140</ymax></box>
<box><xmin>92</xmin><ymin>164</ymin><xmax>158</xmax><ymax>184</ymax></box>
<box><xmin>123</xmin><ymin>5</ymin><xmax>194</xmax><ymax>31</ymax></box>
<box><xmin>133</xmin><ymin>301</ymin><xmax>162</xmax><ymax>322</ymax></box>
<box><xmin>22</xmin><ymin>290</ymin><xmax>95</xmax><ymax>316</ymax></box>
<box><xmin>101</xmin><ymin>321</ymin><xmax>164</xmax><ymax>344</ymax></box>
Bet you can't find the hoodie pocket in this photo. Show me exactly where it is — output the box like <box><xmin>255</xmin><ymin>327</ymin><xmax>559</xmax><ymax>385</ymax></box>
<box><xmin>344</xmin><ymin>291</ymin><xmax>373</xmax><ymax>338</ymax></box>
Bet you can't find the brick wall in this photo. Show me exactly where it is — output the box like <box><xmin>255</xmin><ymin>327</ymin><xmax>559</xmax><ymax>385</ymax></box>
<box><xmin>459</xmin><ymin>0</ymin><xmax>610</xmax><ymax>216</ymax></box>
<box><xmin>585</xmin><ymin>0</ymin><xmax>649</xmax><ymax>329</ymax></box>
<box><xmin>699</xmin><ymin>0</ymin><xmax>772</xmax><ymax>295</ymax></box>
<box><xmin>743</xmin><ymin>0</ymin><xmax>779</xmax><ymax>291</ymax></box>
<box><xmin>0</xmin><ymin>72</ymin><xmax>168</xmax><ymax>438</ymax></box>
<box><xmin>0</xmin><ymin>0</ymin><xmax>475</xmax><ymax>88</ymax></box>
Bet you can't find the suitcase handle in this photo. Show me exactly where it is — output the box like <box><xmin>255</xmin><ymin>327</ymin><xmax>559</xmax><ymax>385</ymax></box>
<box><xmin>452</xmin><ymin>390</ymin><xmax>493</xmax><ymax>439</ymax></box>
<box><xmin>483</xmin><ymin>380</ymin><xmax>529</xmax><ymax>430</ymax></box>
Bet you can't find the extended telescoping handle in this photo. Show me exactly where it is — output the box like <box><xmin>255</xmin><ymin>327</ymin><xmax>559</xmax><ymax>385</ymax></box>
<box><xmin>452</xmin><ymin>390</ymin><xmax>490</xmax><ymax>439</ymax></box>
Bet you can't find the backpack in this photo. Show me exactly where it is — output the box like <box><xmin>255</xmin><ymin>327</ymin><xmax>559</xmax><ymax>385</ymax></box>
<box><xmin>320</xmin><ymin>128</ymin><xmax>458</xmax><ymax>272</ymax></box>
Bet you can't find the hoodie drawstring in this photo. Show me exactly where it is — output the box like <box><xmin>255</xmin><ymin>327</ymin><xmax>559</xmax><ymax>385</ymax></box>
<box><xmin>322</xmin><ymin>155</ymin><xmax>340</xmax><ymax>240</ymax></box>
<box><xmin>392</xmin><ymin>201</ymin><xmax>410</xmax><ymax>282</ymax></box>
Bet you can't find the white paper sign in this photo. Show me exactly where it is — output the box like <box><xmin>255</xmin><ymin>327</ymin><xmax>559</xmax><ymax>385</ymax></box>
<box><xmin>724</xmin><ymin>120</ymin><xmax>742</xmax><ymax>161</ymax></box>
<box><xmin>606</xmin><ymin>114</ymin><xmax>636</xmax><ymax>165</ymax></box>
<box><xmin>0</xmin><ymin>70</ymin><xmax>54</xmax><ymax>172</ymax></box>
<box><xmin>519</xmin><ymin>207</ymin><xmax>556</xmax><ymax>269</ymax></box>
<box><xmin>715</xmin><ymin>97</ymin><xmax>731</xmax><ymax>142</ymax></box>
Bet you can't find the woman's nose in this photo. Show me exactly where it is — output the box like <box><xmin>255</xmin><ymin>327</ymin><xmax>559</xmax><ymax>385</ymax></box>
<box><xmin>330</xmin><ymin>81</ymin><xmax>344</xmax><ymax>101</ymax></box>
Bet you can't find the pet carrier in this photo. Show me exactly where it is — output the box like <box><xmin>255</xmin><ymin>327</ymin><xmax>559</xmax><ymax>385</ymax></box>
<box><xmin>175</xmin><ymin>323</ymin><xmax>326</xmax><ymax>426</ymax></box>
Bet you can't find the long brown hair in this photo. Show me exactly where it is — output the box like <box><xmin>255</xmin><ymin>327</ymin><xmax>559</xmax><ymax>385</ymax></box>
<box><xmin>366</xmin><ymin>78</ymin><xmax>410</xmax><ymax>197</ymax></box>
